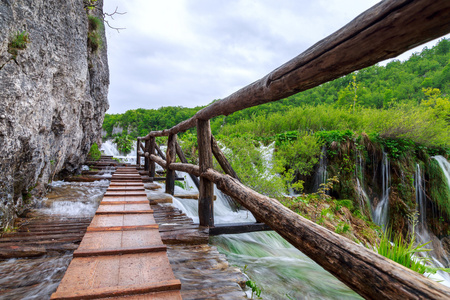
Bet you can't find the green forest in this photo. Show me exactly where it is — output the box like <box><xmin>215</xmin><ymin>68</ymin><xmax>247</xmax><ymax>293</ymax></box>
<box><xmin>103</xmin><ymin>39</ymin><xmax>450</xmax><ymax>247</ymax></box>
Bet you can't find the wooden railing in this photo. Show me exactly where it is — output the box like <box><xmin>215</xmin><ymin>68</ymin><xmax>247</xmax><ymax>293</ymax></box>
<box><xmin>136</xmin><ymin>0</ymin><xmax>450</xmax><ymax>298</ymax></box>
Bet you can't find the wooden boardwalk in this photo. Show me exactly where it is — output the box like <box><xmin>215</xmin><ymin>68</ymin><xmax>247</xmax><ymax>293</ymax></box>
<box><xmin>51</xmin><ymin>167</ymin><xmax>182</xmax><ymax>299</ymax></box>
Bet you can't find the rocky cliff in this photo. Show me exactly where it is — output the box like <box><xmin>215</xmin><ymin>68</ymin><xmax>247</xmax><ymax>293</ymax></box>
<box><xmin>0</xmin><ymin>0</ymin><xmax>109</xmax><ymax>228</ymax></box>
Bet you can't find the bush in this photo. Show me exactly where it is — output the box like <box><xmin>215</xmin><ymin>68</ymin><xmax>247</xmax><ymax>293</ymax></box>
<box><xmin>88</xmin><ymin>142</ymin><xmax>101</xmax><ymax>161</ymax></box>
<box><xmin>113</xmin><ymin>134</ymin><xmax>134</xmax><ymax>154</ymax></box>
<box><xmin>87</xmin><ymin>15</ymin><xmax>103</xmax><ymax>52</ymax></box>
<box><xmin>8</xmin><ymin>30</ymin><xmax>30</xmax><ymax>58</ymax></box>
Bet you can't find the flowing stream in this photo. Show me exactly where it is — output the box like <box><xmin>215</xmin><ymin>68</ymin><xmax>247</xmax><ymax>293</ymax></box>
<box><xmin>0</xmin><ymin>180</ymin><xmax>108</xmax><ymax>300</ymax></box>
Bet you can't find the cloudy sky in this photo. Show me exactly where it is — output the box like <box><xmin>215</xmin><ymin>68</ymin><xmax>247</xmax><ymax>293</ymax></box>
<box><xmin>103</xmin><ymin>0</ymin><xmax>449</xmax><ymax>114</ymax></box>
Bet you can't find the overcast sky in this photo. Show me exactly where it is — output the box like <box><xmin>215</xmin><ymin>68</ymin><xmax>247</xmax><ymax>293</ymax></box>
<box><xmin>103</xmin><ymin>0</ymin><xmax>449</xmax><ymax>114</ymax></box>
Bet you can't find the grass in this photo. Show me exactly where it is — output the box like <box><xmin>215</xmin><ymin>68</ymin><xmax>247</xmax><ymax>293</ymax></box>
<box><xmin>87</xmin><ymin>15</ymin><xmax>103</xmax><ymax>52</ymax></box>
<box><xmin>8</xmin><ymin>30</ymin><xmax>30</xmax><ymax>58</ymax></box>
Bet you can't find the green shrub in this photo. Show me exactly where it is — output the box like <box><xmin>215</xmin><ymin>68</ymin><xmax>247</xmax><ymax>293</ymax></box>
<box><xmin>8</xmin><ymin>30</ymin><xmax>30</xmax><ymax>58</ymax></box>
<box><xmin>88</xmin><ymin>142</ymin><xmax>101</xmax><ymax>161</ymax></box>
<box><xmin>113</xmin><ymin>134</ymin><xmax>134</xmax><ymax>154</ymax></box>
<box><xmin>87</xmin><ymin>15</ymin><xmax>103</xmax><ymax>52</ymax></box>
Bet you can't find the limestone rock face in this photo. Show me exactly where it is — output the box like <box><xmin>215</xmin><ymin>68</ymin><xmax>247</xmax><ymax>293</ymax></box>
<box><xmin>0</xmin><ymin>0</ymin><xmax>109</xmax><ymax>227</ymax></box>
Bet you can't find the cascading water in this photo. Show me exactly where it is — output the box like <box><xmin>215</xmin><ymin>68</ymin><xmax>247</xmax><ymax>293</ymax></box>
<box><xmin>414</xmin><ymin>162</ymin><xmax>450</xmax><ymax>287</ymax></box>
<box><xmin>433</xmin><ymin>155</ymin><xmax>450</xmax><ymax>188</ymax></box>
<box><xmin>372</xmin><ymin>152</ymin><xmax>390</xmax><ymax>229</ymax></box>
<box><xmin>415</xmin><ymin>164</ymin><xmax>427</xmax><ymax>225</ymax></box>
<box><xmin>313</xmin><ymin>146</ymin><xmax>328</xmax><ymax>192</ymax></box>
<box><xmin>0</xmin><ymin>180</ymin><xmax>108</xmax><ymax>299</ymax></box>
<box><xmin>101</xmin><ymin>140</ymin><xmax>137</xmax><ymax>164</ymax></box>
<box><xmin>155</xmin><ymin>143</ymin><xmax>360</xmax><ymax>299</ymax></box>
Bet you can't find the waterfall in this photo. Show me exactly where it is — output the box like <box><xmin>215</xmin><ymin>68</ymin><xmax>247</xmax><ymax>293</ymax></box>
<box><xmin>433</xmin><ymin>155</ymin><xmax>450</xmax><ymax>187</ymax></box>
<box><xmin>372</xmin><ymin>152</ymin><xmax>390</xmax><ymax>229</ymax></box>
<box><xmin>414</xmin><ymin>161</ymin><xmax>450</xmax><ymax>287</ymax></box>
<box><xmin>313</xmin><ymin>146</ymin><xmax>328</xmax><ymax>192</ymax></box>
<box><xmin>415</xmin><ymin>164</ymin><xmax>427</xmax><ymax>225</ymax></box>
<box><xmin>100</xmin><ymin>140</ymin><xmax>137</xmax><ymax>164</ymax></box>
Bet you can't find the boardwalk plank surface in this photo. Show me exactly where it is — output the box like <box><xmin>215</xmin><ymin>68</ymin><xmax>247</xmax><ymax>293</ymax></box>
<box><xmin>51</xmin><ymin>167</ymin><xmax>182</xmax><ymax>300</ymax></box>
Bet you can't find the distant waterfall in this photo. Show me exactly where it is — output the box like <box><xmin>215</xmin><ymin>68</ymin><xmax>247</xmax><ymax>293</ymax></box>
<box><xmin>313</xmin><ymin>146</ymin><xmax>327</xmax><ymax>192</ymax></box>
<box><xmin>372</xmin><ymin>152</ymin><xmax>390</xmax><ymax>229</ymax></box>
<box><xmin>100</xmin><ymin>140</ymin><xmax>137</xmax><ymax>164</ymax></box>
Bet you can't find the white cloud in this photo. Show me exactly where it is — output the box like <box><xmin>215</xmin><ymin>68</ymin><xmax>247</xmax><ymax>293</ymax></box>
<box><xmin>103</xmin><ymin>0</ymin><xmax>447</xmax><ymax>114</ymax></box>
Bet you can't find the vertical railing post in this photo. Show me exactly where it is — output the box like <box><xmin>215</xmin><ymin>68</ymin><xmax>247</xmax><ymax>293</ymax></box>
<box><xmin>144</xmin><ymin>139</ymin><xmax>150</xmax><ymax>172</ymax></box>
<box><xmin>197</xmin><ymin>119</ymin><xmax>214</xmax><ymax>227</ymax></box>
<box><xmin>149</xmin><ymin>136</ymin><xmax>156</xmax><ymax>178</ymax></box>
<box><xmin>165</xmin><ymin>134</ymin><xmax>177</xmax><ymax>195</ymax></box>
<box><xmin>136</xmin><ymin>139</ymin><xmax>141</xmax><ymax>169</ymax></box>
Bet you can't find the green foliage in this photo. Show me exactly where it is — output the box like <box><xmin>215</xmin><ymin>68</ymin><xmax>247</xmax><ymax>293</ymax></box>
<box><xmin>218</xmin><ymin>134</ymin><xmax>286</xmax><ymax>197</ymax></box>
<box><xmin>335</xmin><ymin>222</ymin><xmax>351</xmax><ymax>234</ymax></box>
<box><xmin>337</xmin><ymin>199</ymin><xmax>354</xmax><ymax>211</ymax></box>
<box><xmin>113</xmin><ymin>135</ymin><xmax>134</xmax><ymax>154</ymax></box>
<box><xmin>373</xmin><ymin>227</ymin><xmax>432</xmax><ymax>274</ymax></box>
<box><xmin>274</xmin><ymin>132</ymin><xmax>321</xmax><ymax>191</ymax></box>
<box><xmin>7</xmin><ymin>30</ymin><xmax>30</xmax><ymax>59</ymax></box>
<box><xmin>87</xmin><ymin>15</ymin><xmax>103</xmax><ymax>52</ymax></box>
<box><xmin>315</xmin><ymin>130</ymin><xmax>354</xmax><ymax>145</ymax></box>
<box><xmin>242</xmin><ymin>265</ymin><xmax>262</xmax><ymax>299</ymax></box>
<box><xmin>103</xmin><ymin>107</ymin><xmax>201</xmax><ymax>139</ymax></box>
<box><xmin>88</xmin><ymin>142</ymin><xmax>101</xmax><ymax>161</ymax></box>
<box><xmin>178</xmin><ymin>132</ymin><xmax>198</xmax><ymax>164</ymax></box>
<box><xmin>174</xmin><ymin>180</ymin><xmax>186</xmax><ymax>189</ymax></box>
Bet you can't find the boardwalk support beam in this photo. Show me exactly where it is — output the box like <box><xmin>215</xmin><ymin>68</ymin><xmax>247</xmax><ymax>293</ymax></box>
<box><xmin>165</xmin><ymin>134</ymin><xmax>177</xmax><ymax>195</ymax></box>
<box><xmin>197</xmin><ymin>120</ymin><xmax>214</xmax><ymax>227</ymax></box>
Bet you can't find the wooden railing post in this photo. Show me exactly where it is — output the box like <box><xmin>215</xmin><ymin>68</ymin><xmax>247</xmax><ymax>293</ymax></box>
<box><xmin>197</xmin><ymin>119</ymin><xmax>214</xmax><ymax>227</ymax></box>
<box><xmin>144</xmin><ymin>139</ymin><xmax>149</xmax><ymax>172</ymax></box>
<box><xmin>149</xmin><ymin>137</ymin><xmax>156</xmax><ymax>178</ymax></box>
<box><xmin>165</xmin><ymin>134</ymin><xmax>177</xmax><ymax>195</ymax></box>
<box><xmin>136</xmin><ymin>139</ymin><xmax>141</xmax><ymax>168</ymax></box>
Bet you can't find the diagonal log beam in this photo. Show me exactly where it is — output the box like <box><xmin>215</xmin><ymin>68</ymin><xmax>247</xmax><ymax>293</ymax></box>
<box><xmin>148</xmin><ymin>154</ymin><xmax>450</xmax><ymax>299</ymax></box>
<box><xmin>140</xmin><ymin>0</ymin><xmax>450</xmax><ymax>139</ymax></box>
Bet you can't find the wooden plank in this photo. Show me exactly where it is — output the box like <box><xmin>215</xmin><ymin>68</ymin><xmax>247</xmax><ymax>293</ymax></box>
<box><xmin>139</xmin><ymin>0</ymin><xmax>450</xmax><ymax>139</ymax></box>
<box><xmin>165</xmin><ymin>134</ymin><xmax>177</xmax><ymax>195</ymax></box>
<box><xmin>95</xmin><ymin>210</ymin><xmax>154</xmax><ymax>215</ymax></box>
<box><xmin>50</xmin><ymin>279</ymin><xmax>181</xmax><ymax>299</ymax></box>
<box><xmin>100</xmin><ymin>201</ymin><xmax>149</xmax><ymax>205</ymax></box>
<box><xmin>73</xmin><ymin>245</ymin><xmax>167</xmax><ymax>257</ymax></box>
<box><xmin>197</xmin><ymin>119</ymin><xmax>214</xmax><ymax>227</ymax></box>
<box><xmin>209</xmin><ymin>222</ymin><xmax>272</xmax><ymax>235</ymax></box>
<box><xmin>87</xmin><ymin>224</ymin><xmax>159</xmax><ymax>232</ymax></box>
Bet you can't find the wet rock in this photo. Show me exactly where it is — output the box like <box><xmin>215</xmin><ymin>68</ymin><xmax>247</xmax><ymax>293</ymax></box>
<box><xmin>148</xmin><ymin>192</ymin><xmax>173</xmax><ymax>204</ymax></box>
<box><xmin>144</xmin><ymin>183</ymin><xmax>162</xmax><ymax>190</ymax></box>
<box><xmin>0</xmin><ymin>0</ymin><xmax>109</xmax><ymax>228</ymax></box>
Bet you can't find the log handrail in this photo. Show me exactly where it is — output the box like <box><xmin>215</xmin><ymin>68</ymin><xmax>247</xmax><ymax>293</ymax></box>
<box><xmin>139</xmin><ymin>0</ymin><xmax>450</xmax><ymax>140</ymax></box>
<box><xmin>138</xmin><ymin>0</ymin><xmax>450</xmax><ymax>298</ymax></box>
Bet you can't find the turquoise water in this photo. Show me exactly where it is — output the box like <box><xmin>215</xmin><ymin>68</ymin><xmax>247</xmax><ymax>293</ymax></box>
<box><xmin>210</xmin><ymin>231</ymin><xmax>362</xmax><ymax>299</ymax></box>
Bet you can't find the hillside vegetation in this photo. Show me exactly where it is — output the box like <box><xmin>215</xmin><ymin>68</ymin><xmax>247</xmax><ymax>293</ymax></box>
<box><xmin>104</xmin><ymin>39</ymin><xmax>450</xmax><ymax>242</ymax></box>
